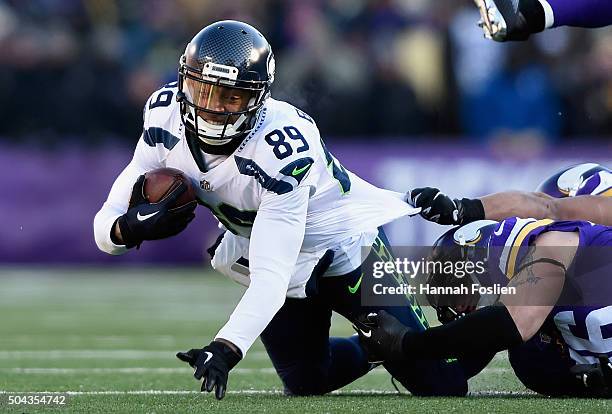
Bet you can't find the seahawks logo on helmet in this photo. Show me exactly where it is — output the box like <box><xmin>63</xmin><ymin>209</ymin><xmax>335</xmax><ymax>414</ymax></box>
<box><xmin>266</xmin><ymin>53</ymin><xmax>276</xmax><ymax>84</ymax></box>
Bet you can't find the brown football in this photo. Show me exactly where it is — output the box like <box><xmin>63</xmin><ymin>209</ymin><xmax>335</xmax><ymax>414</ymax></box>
<box><xmin>143</xmin><ymin>167</ymin><xmax>196</xmax><ymax>206</ymax></box>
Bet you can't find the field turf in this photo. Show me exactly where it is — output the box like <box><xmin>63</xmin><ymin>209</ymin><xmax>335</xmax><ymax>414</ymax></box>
<box><xmin>1</xmin><ymin>268</ymin><xmax>610</xmax><ymax>413</ymax></box>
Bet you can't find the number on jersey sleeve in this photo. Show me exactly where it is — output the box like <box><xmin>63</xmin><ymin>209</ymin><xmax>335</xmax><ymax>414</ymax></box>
<box><xmin>148</xmin><ymin>82</ymin><xmax>177</xmax><ymax>110</ymax></box>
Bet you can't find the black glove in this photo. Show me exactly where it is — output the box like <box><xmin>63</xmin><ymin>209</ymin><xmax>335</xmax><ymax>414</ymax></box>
<box><xmin>408</xmin><ymin>187</ymin><xmax>484</xmax><ymax>225</ymax></box>
<box><xmin>354</xmin><ymin>311</ymin><xmax>411</xmax><ymax>363</ymax></box>
<box><xmin>177</xmin><ymin>340</ymin><xmax>242</xmax><ymax>400</ymax></box>
<box><xmin>478</xmin><ymin>0</ymin><xmax>545</xmax><ymax>42</ymax></box>
<box><xmin>116</xmin><ymin>175</ymin><xmax>197</xmax><ymax>248</ymax></box>
<box><xmin>570</xmin><ymin>355</ymin><xmax>612</xmax><ymax>397</ymax></box>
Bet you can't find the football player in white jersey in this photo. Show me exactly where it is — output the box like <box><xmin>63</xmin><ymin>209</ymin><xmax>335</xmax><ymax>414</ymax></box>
<box><xmin>94</xmin><ymin>20</ymin><xmax>478</xmax><ymax>399</ymax></box>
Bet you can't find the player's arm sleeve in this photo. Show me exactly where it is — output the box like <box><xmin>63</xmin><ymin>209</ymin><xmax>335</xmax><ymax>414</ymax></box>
<box><xmin>214</xmin><ymin>185</ymin><xmax>310</xmax><ymax>356</ymax></box>
<box><xmin>93</xmin><ymin>136</ymin><xmax>161</xmax><ymax>255</ymax></box>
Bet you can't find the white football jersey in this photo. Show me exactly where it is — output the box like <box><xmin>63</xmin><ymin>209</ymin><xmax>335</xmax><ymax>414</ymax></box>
<box><xmin>94</xmin><ymin>83</ymin><xmax>419</xmax><ymax>354</ymax></box>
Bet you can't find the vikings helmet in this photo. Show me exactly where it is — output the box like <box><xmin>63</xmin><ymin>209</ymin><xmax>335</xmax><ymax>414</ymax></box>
<box><xmin>427</xmin><ymin>220</ymin><xmax>498</xmax><ymax>323</ymax></box>
<box><xmin>535</xmin><ymin>163</ymin><xmax>610</xmax><ymax>198</ymax></box>
<box><xmin>575</xmin><ymin>170</ymin><xmax>612</xmax><ymax>197</ymax></box>
<box><xmin>177</xmin><ymin>20</ymin><xmax>275</xmax><ymax>153</ymax></box>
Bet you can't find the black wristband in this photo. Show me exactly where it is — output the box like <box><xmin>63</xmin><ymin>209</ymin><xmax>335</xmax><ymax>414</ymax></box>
<box><xmin>402</xmin><ymin>304</ymin><xmax>523</xmax><ymax>359</ymax></box>
<box><xmin>110</xmin><ymin>217</ymin><xmax>123</xmax><ymax>245</ymax></box>
<box><xmin>212</xmin><ymin>340</ymin><xmax>243</xmax><ymax>369</ymax></box>
<box><xmin>116</xmin><ymin>215</ymin><xmax>139</xmax><ymax>249</ymax></box>
<box><xmin>456</xmin><ymin>198</ymin><xmax>485</xmax><ymax>225</ymax></box>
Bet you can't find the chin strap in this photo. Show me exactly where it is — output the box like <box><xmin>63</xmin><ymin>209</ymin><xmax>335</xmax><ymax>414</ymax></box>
<box><xmin>185</xmin><ymin>128</ymin><xmax>244</xmax><ymax>157</ymax></box>
<box><xmin>196</xmin><ymin>134</ymin><xmax>244</xmax><ymax>156</ymax></box>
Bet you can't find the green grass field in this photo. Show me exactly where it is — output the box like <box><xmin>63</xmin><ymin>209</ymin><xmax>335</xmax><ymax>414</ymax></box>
<box><xmin>1</xmin><ymin>268</ymin><xmax>610</xmax><ymax>413</ymax></box>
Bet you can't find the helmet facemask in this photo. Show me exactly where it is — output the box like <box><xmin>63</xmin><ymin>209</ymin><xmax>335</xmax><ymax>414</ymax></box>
<box><xmin>426</xmin><ymin>221</ymin><xmax>498</xmax><ymax>324</ymax></box>
<box><xmin>426</xmin><ymin>243</ymin><xmax>484</xmax><ymax>324</ymax></box>
<box><xmin>178</xmin><ymin>58</ymin><xmax>269</xmax><ymax>146</ymax></box>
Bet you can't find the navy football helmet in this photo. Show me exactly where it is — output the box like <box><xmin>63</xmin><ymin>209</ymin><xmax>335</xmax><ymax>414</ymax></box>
<box><xmin>536</xmin><ymin>163</ymin><xmax>610</xmax><ymax>198</ymax></box>
<box><xmin>427</xmin><ymin>220</ymin><xmax>498</xmax><ymax>323</ymax></box>
<box><xmin>177</xmin><ymin>20</ymin><xmax>275</xmax><ymax>152</ymax></box>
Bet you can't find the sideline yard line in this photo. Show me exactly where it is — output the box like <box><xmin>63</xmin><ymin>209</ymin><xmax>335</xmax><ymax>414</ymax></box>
<box><xmin>2</xmin><ymin>335</ymin><xmax>181</xmax><ymax>345</ymax></box>
<box><xmin>2</xmin><ymin>367</ymin><xmax>276</xmax><ymax>375</ymax></box>
<box><xmin>0</xmin><ymin>350</ymin><xmax>175</xmax><ymax>359</ymax></box>
<box><xmin>0</xmin><ymin>389</ymin><xmax>534</xmax><ymax>396</ymax></box>
<box><xmin>1</xmin><ymin>367</ymin><xmax>511</xmax><ymax>375</ymax></box>
<box><xmin>469</xmin><ymin>390</ymin><xmax>538</xmax><ymax>397</ymax></box>
<box><xmin>0</xmin><ymin>350</ymin><xmax>269</xmax><ymax>360</ymax></box>
<box><xmin>4</xmin><ymin>335</ymin><xmax>178</xmax><ymax>340</ymax></box>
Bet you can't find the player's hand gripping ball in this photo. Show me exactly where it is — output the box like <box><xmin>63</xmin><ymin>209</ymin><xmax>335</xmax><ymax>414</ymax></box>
<box><xmin>117</xmin><ymin>168</ymin><xmax>197</xmax><ymax>247</ymax></box>
<box><xmin>137</xmin><ymin>168</ymin><xmax>197</xmax><ymax>206</ymax></box>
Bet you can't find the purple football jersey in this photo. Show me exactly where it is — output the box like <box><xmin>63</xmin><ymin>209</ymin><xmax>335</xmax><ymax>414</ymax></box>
<box><xmin>487</xmin><ymin>218</ymin><xmax>612</xmax><ymax>364</ymax></box>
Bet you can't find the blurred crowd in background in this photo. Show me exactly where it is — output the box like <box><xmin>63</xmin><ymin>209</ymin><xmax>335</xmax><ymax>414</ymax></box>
<box><xmin>0</xmin><ymin>0</ymin><xmax>610</xmax><ymax>146</ymax></box>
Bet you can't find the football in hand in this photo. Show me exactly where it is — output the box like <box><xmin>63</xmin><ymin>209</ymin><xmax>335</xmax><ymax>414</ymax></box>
<box><xmin>142</xmin><ymin>167</ymin><xmax>196</xmax><ymax>207</ymax></box>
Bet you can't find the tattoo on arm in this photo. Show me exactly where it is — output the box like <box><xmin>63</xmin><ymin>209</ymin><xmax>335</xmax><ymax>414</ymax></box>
<box><xmin>510</xmin><ymin>249</ymin><xmax>543</xmax><ymax>288</ymax></box>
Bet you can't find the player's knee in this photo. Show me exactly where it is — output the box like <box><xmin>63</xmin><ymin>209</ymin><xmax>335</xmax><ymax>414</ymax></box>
<box><xmin>278</xmin><ymin>365</ymin><xmax>330</xmax><ymax>396</ymax></box>
<box><xmin>283</xmin><ymin>384</ymin><xmax>327</xmax><ymax>396</ymax></box>
<box><xmin>387</xmin><ymin>360</ymin><xmax>468</xmax><ymax>397</ymax></box>
<box><xmin>403</xmin><ymin>373</ymin><xmax>468</xmax><ymax>397</ymax></box>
